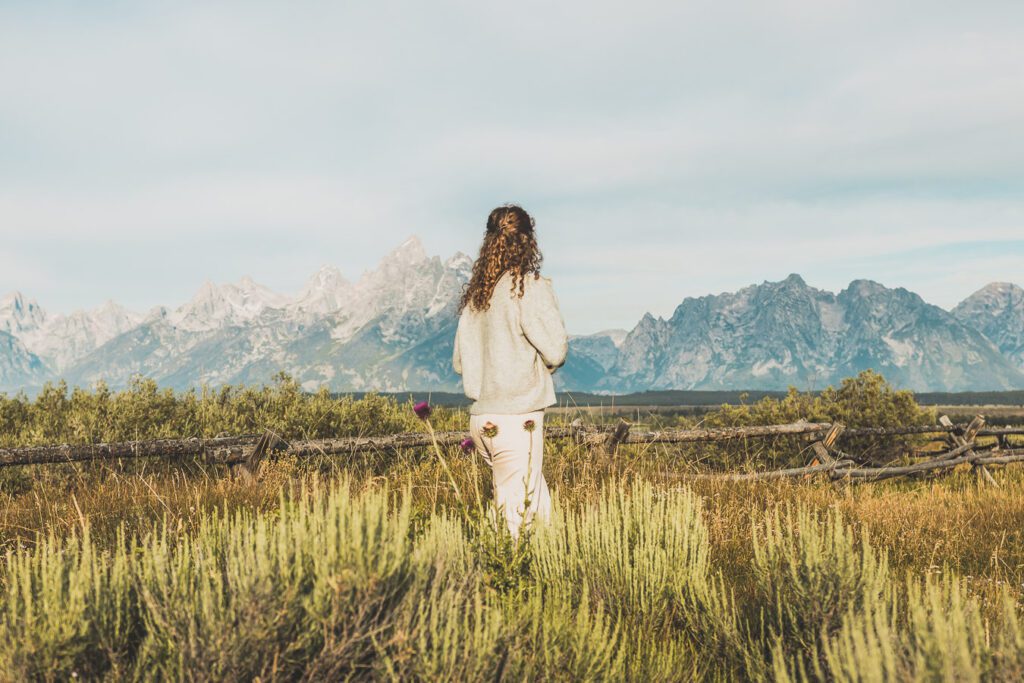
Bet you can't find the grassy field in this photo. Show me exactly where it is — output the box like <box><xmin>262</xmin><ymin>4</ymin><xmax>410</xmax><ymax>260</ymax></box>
<box><xmin>1</xmin><ymin>372</ymin><xmax>1023</xmax><ymax>680</ymax></box>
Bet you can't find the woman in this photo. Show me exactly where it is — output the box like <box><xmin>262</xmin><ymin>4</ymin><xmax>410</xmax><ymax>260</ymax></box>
<box><xmin>453</xmin><ymin>204</ymin><xmax>569</xmax><ymax>539</ymax></box>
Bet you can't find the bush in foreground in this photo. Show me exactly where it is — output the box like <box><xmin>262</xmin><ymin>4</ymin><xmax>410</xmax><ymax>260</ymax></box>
<box><xmin>1</xmin><ymin>478</ymin><xmax>1022</xmax><ymax>681</ymax></box>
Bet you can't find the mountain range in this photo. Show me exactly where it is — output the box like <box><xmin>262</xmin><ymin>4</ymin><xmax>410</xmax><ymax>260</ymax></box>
<box><xmin>2</xmin><ymin>237</ymin><xmax>1023</xmax><ymax>395</ymax></box>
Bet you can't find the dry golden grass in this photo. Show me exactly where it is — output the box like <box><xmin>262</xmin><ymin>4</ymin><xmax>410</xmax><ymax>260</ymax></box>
<box><xmin>4</xmin><ymin>437</ymin><xmax>1023</xmax><ymax>613</ymax></box>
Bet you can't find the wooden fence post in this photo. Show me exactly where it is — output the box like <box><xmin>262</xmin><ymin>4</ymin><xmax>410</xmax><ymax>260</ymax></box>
<box><xmin>809</xmin><ymin>423</ymin><xmax>845</xmax><ymax>466</ymax></box>
<box><xmin>940</xmin><ymin>415</ymin><xmax>998</xmax><ymax>487</ymax></box>
<box><xmin>601</xmin><ymin>419</ymin><xmax>631</xmax><ymax>458</ymax></box>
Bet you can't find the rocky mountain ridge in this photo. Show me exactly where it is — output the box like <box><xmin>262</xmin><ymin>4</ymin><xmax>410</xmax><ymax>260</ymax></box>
<box><xmin>2</xmin><ymin>239</ymin><xmax>1023</xmax><ymax>394</ymax></box>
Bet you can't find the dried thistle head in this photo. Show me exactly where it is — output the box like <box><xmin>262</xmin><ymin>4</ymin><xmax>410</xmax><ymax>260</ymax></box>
<box><xmin>413</xmin><ymin>401</ymin><xmax>432</xmax><ymax>420</ymax></box>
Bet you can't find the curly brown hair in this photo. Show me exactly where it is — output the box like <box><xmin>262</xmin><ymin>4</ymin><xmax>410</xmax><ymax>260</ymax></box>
<box><xmin>459</xmin><ymin>204</ymin><xmax>544</xmax><ymax>313</ymax></box>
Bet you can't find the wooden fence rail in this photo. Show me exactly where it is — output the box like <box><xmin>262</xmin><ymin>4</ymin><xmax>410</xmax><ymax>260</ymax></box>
<box><xmin>1</xmin><ymin>418</ymin><xmax>1022</xmax><ymax>485</ymax></box>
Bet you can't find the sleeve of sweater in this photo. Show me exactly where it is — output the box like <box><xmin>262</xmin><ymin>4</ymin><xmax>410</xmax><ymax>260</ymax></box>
<box><xmin>452</xmin><ymin>318</ymin><xmax>463</xmax><ymax>375</ymax></box>
<box><xmin>519</xmin><ymin>274</ymin><xmax>569</xmax><ymax>371</ymax></box>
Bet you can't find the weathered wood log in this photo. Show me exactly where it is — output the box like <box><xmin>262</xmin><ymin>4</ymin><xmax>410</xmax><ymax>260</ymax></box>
<box><xmin>2</xmin><ymin>419</ymin><xmax>1023</xmax><ymax>469</ymax></box>
<box><xmin>940</xmin><ymin>415</ymin><xmax>998</xmax><ymax>487</ymax></box>
<box><xmin>839</xmin><ymin>424</ymin><xmax>1024</xmax><ymax>438</ymax></box>
<box><xmin>0</xmin><ymin>435</ymin><xmax>260</xmax><ymax>467</ymax></box>
<box><xmin>237</xmin><ymin>430</ymin><xmax>486</xmax><ymax>461</ymax></box>
<box><xmin>973</xmin><ymin>449</ymin><xmax>1024</xmax><ymax>466</ymax></box>
<box><xmin>834</xmin><ymin>442</ymin><xmax>979</xmax><ymax>481</ymax></box>
<box><xmin>617</xmin><ymin>422</ymin><xmax>832</xmax><ymax>445</ymax></box>
<box><xmin>270</xmin><ymin>421</ymin><xmax>835</xmax><ymax>453</ymax></box>
<box><xmin>974</xmin><ymin>426</ymin><xmax>1024</xmax><ymax>438</ymax></box>
<box><xmin>686</xmin><ymin>461</ymin><xmax>852</xmax><ymax>482</ymax></box>
<box><xmin>687</xmin><ymin>441</ymin><xmax>984</xmax><ymax>483</ymax></box>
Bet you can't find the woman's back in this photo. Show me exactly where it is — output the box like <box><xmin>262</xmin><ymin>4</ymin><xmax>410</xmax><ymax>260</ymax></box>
<box><xmin>454</xmin><ymin>270</ymin><xmax>568</xmax><ymax>415</ymax></box>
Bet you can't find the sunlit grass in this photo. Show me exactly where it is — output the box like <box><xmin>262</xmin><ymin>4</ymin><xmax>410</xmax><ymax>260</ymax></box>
<box><xmin>2</xmin><ymin>375</ymin><xmax>1023</xmax><ymax>679</ymax></box>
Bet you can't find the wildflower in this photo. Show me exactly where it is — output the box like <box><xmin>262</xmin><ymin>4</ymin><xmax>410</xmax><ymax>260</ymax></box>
<box><xmin>460</xmin><ymin>437</ymin><xmax>475</xmax><ymax>454</ymax></box>
<box><xmin>413</xmin><ymin>400</ymin><xmax>432</xmax><ymax>420</ymax></box>
<box><xmin>523</xmin><ymin>419</ymin><xmax>536</xmax><ymax>432</ymax></box>
<box><xmin>482</xmin><ymin>421</ymin><xmax>498</xmax><ymax>438</ymax></box>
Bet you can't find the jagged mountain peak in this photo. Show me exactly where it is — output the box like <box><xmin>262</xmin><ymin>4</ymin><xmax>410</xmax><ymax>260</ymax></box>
<box><xmin>298</xmin><ymin>266</ymin><xmax>350</xmax><ymax>298</ymax></box>
<box><xmin>68</xmin><ymin>299</ymin><xmax>142</xmax><ymax>327</ymax></box>
<box><xmin>293</xmin><ymin>266</ymin><xmax>352</xmax><ymax>316</ymax></box>
<box><xmin>445</xmin><ymin>251</ymin><xmax>473</xmax><ymax>272</ymax></box>
<box><xmin>105</xmin><ymin>299</ymin><xmax>141</xmax><ymax>318</ymax></box>
<box><xmin>96</xmin><ymin>299</ymin><xmax>128</xmax><ymax>314</ymax></box>
<box><xmin>842</xmin><ymin>279</ymin><xmax>893</xmax><ymax>297</ymax></box>
<box><xmin>953</xmin><ymin>281</ymin><xmax>1024</xmax><ymax>369</ymax></box>
<box><xmin>307</xmin><ymin>264</ymin><xmax>348</xmax><ymax>284</ymax></box>
<box><xmin>1</xmin><ymin>290</ymin><xmax>41</xmax><ymax>312</ymax></box>
<box><xmin>382</xmin><ymin>235</ymin><xmax>428</xmax><ymax>266</ymax></box>
<box><xmin>637</xmin><ymin>312</ymin><xmax>661</xmax><ymax>325</ymax></box>
<box><xmin>0</xmin><ymin>290</ymin><xmax>47</xmax><ymax>336</ymax></box>
<box><xmin>959</xmin><ymin>282</ymin><xmax>1024</xmax><ymax>306</ymax></box>
<box><xmin>187</xmin><ymin>275</ymin><xmax>283</xmax><ymax>300</ymax></box>
<box><xmin>744</xmin><ymin>273</ymin><xmax>813</xmax><ymax>294</ymax></box>
<box><xmin>170</xmin><ymin>276</ymin><xmax>287</xmax><ymax>331</ymax></box>
<box><xmin>981</xmin><ymin>281</ymin><xmax>1021</xmax><ymax>293</ymax></box>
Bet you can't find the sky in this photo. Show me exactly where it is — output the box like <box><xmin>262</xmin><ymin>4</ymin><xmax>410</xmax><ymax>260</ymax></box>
<box><xmin>1</xmin><ymin>1</ymin><xmax>1022</xmax><ymax>335</ymax></box>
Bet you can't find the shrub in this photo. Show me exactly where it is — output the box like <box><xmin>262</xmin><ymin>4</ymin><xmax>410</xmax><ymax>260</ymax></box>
<box><xmin>781</xmin><ymin>575</ymin><xmax>1014</xmax><ymax>682</ymax></box>
<box><xmin>751</xmin><ymin>505</ymin><xmax>889</xmax><ymax>669</ymax></box>
<box><xmin>530</xmin><ymin>479</ymin><xmax>711</xmax><ymax>625</ymax></box>
<box><xmin>0</xmin><ymin>374</ymin><xmax>463</xmax><ymax>448</ymax></box>
<box><xmin>0</xmin><ymin>528</ymin><xmax>138</xmax><ymax>680</ymax></box>
<box><xmin>704</xmin><ymin>370</ymin><xmax>936</xmax><ymax>465</ymax></box>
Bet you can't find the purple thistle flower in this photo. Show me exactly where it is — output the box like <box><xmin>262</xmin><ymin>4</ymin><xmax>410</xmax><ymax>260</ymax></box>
<box><xmin>523</xmin><ymin>419</ymin><xmax>536</xmax><ymax>432</ymax></box>
<box><xmin>460</xmin><ymin>437</ymin><xmax>475</xmax><ymax>454</ymax></box>
<box><xmin>413</xmin><ymin>401</ymin><xmax>432</xmax><ymax>420</ymax></box>
<box><xmin>482</xmin><ymin>421</ymin><xmax>498</xmax><ymax>438</ymax></box>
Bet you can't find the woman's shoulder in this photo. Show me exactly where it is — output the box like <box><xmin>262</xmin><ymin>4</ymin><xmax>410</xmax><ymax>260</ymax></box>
<box><xmin>524</xmin><ymin>271</ymin><xmax>554</xmax><ymax>291</ymax></box>
<box><xmin>525</xmin><ymin>270</ymin><xmax>552</xmax><ymax>285</ymax></box>
<box><xmin>519</xmin><ymin>272</ymin><xmax>558</xmax><ymax>305</ymax></box>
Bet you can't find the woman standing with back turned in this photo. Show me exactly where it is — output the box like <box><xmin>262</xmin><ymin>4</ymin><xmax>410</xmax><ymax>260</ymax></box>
<box><xmin>453</xmin><ymin>205</ymin><xmax>569</xmax><ymax>539</ymax></box>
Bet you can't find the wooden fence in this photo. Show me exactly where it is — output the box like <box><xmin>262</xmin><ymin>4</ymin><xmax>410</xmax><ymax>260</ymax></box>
<box><xmin>2</xmin><ymin>416</ymin><xmax>1023</xmax><ymax>485</ymax></box>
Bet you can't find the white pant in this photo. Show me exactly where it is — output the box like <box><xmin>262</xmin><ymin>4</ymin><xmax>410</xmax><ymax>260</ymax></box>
<box><xmin>469</xmin><ymin>409</ymin><xmax>552</xmax><ymax>538</ymax></box>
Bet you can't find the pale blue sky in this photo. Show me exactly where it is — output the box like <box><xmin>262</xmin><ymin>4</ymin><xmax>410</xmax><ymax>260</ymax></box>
<box><xmin>1</xmin><ymin>1</ymin><xmax>1022</xmax><ymax>334</ymax></box>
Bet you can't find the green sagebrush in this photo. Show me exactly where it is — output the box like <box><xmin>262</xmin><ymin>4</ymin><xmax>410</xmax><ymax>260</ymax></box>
<box><xmin>1</xmin><ymin>478</ymin><xmax>1022</xmax><ymax>682</ymax></box>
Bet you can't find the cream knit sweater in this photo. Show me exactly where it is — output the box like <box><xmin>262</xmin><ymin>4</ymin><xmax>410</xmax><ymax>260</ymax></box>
<box><xmin>453</xmin><ymin>271</ymin><xmax>569</xmax><ymax>415</ymax></box>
